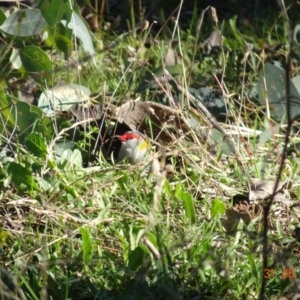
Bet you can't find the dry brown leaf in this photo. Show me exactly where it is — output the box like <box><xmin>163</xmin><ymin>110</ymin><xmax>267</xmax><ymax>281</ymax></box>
<box><xmin>249</xmin><ymin>178</ymin><xmax>291</xmax><ymax>201</ymax></box>
<box><xmin>103</xmin><ymin>100</ymin><xmax>193</xmax><ymax>142</ymax></box>
<box><xmin>149</xmin><ymin>158</ymin><xmax>161</xmax><ymax>177</ymax></box>
<box><xmin>165</xmin><ymin>49</ymin><xmax>182</xmax><ymax>66</ymax></box>
<box><xmin>202</xmin><ymin>30</ymin><xmax>222</xmax><ymax>54</ymax></box>
<box><xmin>222</xmin><ymin>206</ymin><xmax>251</xmax><ymax>232</ymax></box>
<box><xmin>226</xmin><ymin>207</ymin><xmax>251</xmax><ymax>225</ymax></box>
<box><xmin>222</xmin><ymin>201</ymin><xmax>263</xmax><ymax>232</ymax></box>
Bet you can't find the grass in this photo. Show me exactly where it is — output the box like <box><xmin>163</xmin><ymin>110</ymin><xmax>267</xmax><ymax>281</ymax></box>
<box><xmin>0</xmin><ymin>1</ymin><xmax>300</xmax><ymax>299</ymax></box>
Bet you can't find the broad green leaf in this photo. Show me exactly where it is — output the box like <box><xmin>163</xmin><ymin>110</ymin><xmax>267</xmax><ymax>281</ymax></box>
<box><xmin>35</xmin><ymin>116</ymin><xmax>54</xmax><ymax>141</ymax></box>
<box><xmin>81</xmin><ymin>228</ymin><xmax>92</xmax><ymax>265</ymax></box>
<box><xmin>209</xmin><ymin>129</ymin><xmax>236</xmax><ymax>155</ymax></box>
<box><xmin>0</xmin><ymin>97</ymin><xmax>43</xmax><ymax>140</ymax></box>
<box><xmin>8</xmin><ymin>162</ymin><xmax>40</xmax><ymax>191</ymax></box>
<box><xmin>54</xmin><ymin>141</ymin><xmax>75</xmax><ymax>162</ymax></box>
<box><xmin>292</xmin><ymin>75</ymin><xmax>300</xmax><ymax>95</ymax></box>
<box><xmin>19</xmin><ymin>46</ymin><xmax>52</xmax><ymax>85</ymax></box>
<box><xmin>54</xmin><ymin>34</ymin><xmax>73</xmax><ymax>57</ymax></box>
<box><xmin>10</xmin><ymin>49</ymin><xmax>22</xmax><ymax>69</ymax></box>
<box><xmin>257</xmin><ymin>63</ymin><xmax>300</xmax><ymax>121</ymax></box>
<box><xmin>128</xmin><ymin>246</ymin><xmax>145</xmax><ymax>271</ymax></box>
<box><xmin>36</xmin><ymin>177</ymin><xmax>56</xmax><ymax>192</ymax></box>
<box><xmin>211</xmin><ymin>198</ymin><xmax>226</xmax><ymax>218</ymax></box>
<box><xmin>44</xmin><ymin>24</ymin><xmax>73</xmax><ymax>58</ymax></box>
<box><xmin>257</xmin><ymin>124</ymin><xmax>280</xmax><ymax>148</ymax></box>
<box><xmin>0</xmin><ymin>9</ymin><xmax>6</xmax><ymax>26</ymax></box>
<box><xmin>11</xmin><ymin>101</ymin><xmax>42</xmax><ymax>138</ymax></box>
<box><xmin>294</xmin><ymin>24</ymin><xmax>300</xmax><ymax>43</ymax></box>
<box><xmin>24</xmin><ymin>132</ymin><xmax>47</xmax><ymax>160</ymax></box>
<box><xmin>55</xmin><ymin>146</ymin><xmax>82</xmax><ymax>169</ymax></box>
<box><xmin>0</xmin><ymin>9</ymin><xmax>46</xmax><ymax>37</ymax></box>
<box><xmin>38</xmin><ymin>84</ymin><xmax>91</xmax><ymax>116</ymax></box>
<box><xmin>37</xmin><ymin>0</ymin><xmax>71</xmax><ymax>27</ymax></box>
<box><xmin>61</xmin><ymin>12</ymin><xmax>96</xmax><ymax>66</ymax></box>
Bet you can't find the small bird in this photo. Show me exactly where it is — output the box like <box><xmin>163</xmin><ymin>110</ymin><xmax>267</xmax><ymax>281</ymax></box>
<box><xmin>117</xmin><ymin>131</ymin><xmax>150</xmax><ymax>164</ymax></box>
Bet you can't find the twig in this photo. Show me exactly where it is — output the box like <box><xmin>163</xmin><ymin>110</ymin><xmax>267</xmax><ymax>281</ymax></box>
<box><xmin>259</xmin><ymin>1</ymin><xmax>298</xmax><ymax>298</ymax></box>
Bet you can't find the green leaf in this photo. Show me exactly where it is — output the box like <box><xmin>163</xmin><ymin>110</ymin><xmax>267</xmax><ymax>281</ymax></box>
<box><xmin>38</xmin><ymin>84</ymin><xmax>91</xmax><ymax>116</ymax></box>
<box><xmin>128</xmin><ymin>246</ymin><xmax>145</xmax><ymax>271</ymax></box>
<box><xmin>8</xmin><ymin>162</ymin><xmax>40</xmax><ymax>192</ymax></box>
<box><xmin>35</xmin><ymin>116</ymin><xmax>54</xmax><ymax>141</ymax></box>
<box><xmin>247</xmin><ymin>253</ymin><xmax>258</xmax><ymax>277</ymax></box>
<box><xmin>54</xmin><ymin>141</ymin><xmax>75</xmax><ymax>161</ymax></box>
<box><xmin>24</xmin><ymin>132</ymin><xmax>47</xmax><ymax>160</ymax></box>
<box><xmin>0</xmin><ymin>9</ymin><xmax>6</xmax><ymax>26</ymax></box>
<box><xmin>257</xmin><ymin>124</ymin><xmax>281</xmax><ymax>148</ymax></box>
<box><xmin>81</xmin><ymin>228</ymin><xmax>92</xmax><ymax>265</ymax></box>
<box><xmin>0</xmin><ymin>229</ymin><xmax>9</xmax><ymax>247</ymax></box>
<box><xmin>0</xmin><ymin>9</ymin><xmax>46</xmax><ymax>37</ymax></box>
<box><xmin>10</xmin><ymin>49</ymin><xmax>22</xmax><ymax>69</ymax></box>
<box><xmin>19</xmin><ymin>46</ymin><xmax>52</xmax><ymax>85</ymax></box>
<box><xmin>257</xmin><ymin>63</ymin><xmax>300</xmax><ymax>121</ymax></box>
<box><xmin>292</xmin><ymin>75</ymin><xmax>300</xmax><ymax>95</ymax></box>
<box><xmin>0</xmin><ymin>97</ymin><xmax>43</xmax><ymax>141</ymax></box>
<box><xmin>209</xmin><ymin>129</ymin><xmax>236</xmax><ymax>155</ymax></box>
<box><xmin>55</xmin><ymin>144</ymin><xmax>82</xmax><ymax>169</ymax></box>
<box><xmin>37</xmin><ymin>0</ymin><xmax>72</xmax><ymax>27</ymax></box>
<box><xmin>211</xmin><ymin>198</ymin><xmax>226</xmax><ymax>218</ymax></box>
<box><xmin>163</xmin><ymin>180</ymin><xmax>171</xmax><ymax>196</ymax></box>
<box><xmin>0</xmin><ymin>84</ymin><xmax>15</xmax><ymax>131</ymax></box>
<box><xmin>44</xmin><ymin>23</ymin><xmax>73</xmax><ymax>58</ymax></box>
<box><xmin>228</xmin><ymin>16</ymin><xmax>244</xmax><ymax>47</ymax></box>
<box><xmin>54</xmin><ymin>34</ymin><xmax>73</xmax><ymax>57</ymax></box>
<box><xmin>294</xmin><ymin>25</ymin><xmax>300</xmax><ymax>43</ymax></box>
<box><xmin>61</xmin><ymin>12</ymin><xmax>96</xmax><ymax>66</ymax></box>
<box><xmin>175</xmin><ymin>186</ymin><xmax>196</xmax><ymax>224</ymax></box>
<box><xmin>12</xmin><ymin>101</ymin><xmax>42</xmax><ymax>139</ymax></box>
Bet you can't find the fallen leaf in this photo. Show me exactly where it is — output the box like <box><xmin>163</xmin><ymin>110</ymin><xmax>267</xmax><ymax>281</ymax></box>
<box><xmin>103</xmin><ymin>100</ymin><xmax>192</xmax><ymax>143</ymax></box>
<box><xmin>249</xmin><ymin>178</ymin><xmax>291</xmax><ymax>201</ymax></box>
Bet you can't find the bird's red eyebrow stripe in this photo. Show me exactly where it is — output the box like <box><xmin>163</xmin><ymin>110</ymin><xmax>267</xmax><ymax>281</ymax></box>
<box><xmin>119</xmin><ymin>133</ymin><xmax>141</xmax><ymax>141</ymax></box>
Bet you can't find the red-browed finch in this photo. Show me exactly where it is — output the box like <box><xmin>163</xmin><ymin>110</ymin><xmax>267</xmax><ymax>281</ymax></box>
<box><xmin>117</xmin><ymin>131</ymin><xmax>150</xmax><ymax>164</ymax></box>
